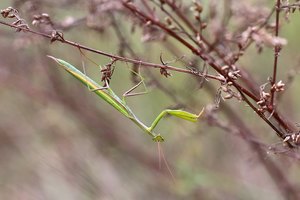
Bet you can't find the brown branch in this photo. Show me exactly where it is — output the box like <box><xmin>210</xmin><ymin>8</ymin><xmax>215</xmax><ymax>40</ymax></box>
<box><xmin>270</xmin><ymin>0</ymin><xmax>281</xmax><ymax>106</ymax></box>
<box><xmin>0</xmin><ymin>20</ymin><xmax>223</xmax><ymax>82</ymax></box>
<box><xmin>122</xmin><ymin>2</ymin><xmax>258</xmax><ymax>100</ymax></box>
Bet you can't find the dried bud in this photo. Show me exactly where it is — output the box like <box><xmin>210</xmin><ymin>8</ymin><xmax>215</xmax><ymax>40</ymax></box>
<box><xmin>193</xmin><ymin>0</ymin><xmax>203</xmax><ymax>13</ymax></box>
<box><xmin>160</xmin><ymin>0</ymin><xmax>165</xmax><ymax>4</ymax></box>
<box><xmin>272</xmin><ymin>80</ymin><xmax>285</xmax><ymax>92</ymax></box>
<box><xmin>218</xmin><ymin>75</ymin><xmax>226</xmax><ymax>83</ymax></box>
<box><xmin>273</xmin><ymin>37</ymin><xmax>287</xmax><ymax>47</ymax></box>
<box><xmin>1</xmin><ymin>7</ymin><xmax>16</xmax><ymax>18</ymax></box>
<box><xmin>160</xmin><ymin>68</ymin><xmax>172</xmax><ymax>78</ymax></box>
<box><xmin>201</xmin><ymin>22</ymin><xmax>207</xmax><ymax>29</ymax></box>
<box><xmin>257</xmin><ymin>99</ymin><xmax>265</xmax><ymax>106</ymax></box>
<box><xmin>1</xmin><ymin>9</ymin><xmax>9</xmax><ymax>18</ymax></box>
<box><xmin>221</xmin><ymin>65</ymin><xmax>229</xmax><ymax>71</ymax></box>
<box><xmin>8</xmin><ymin>13</ymin><xmax>15</xmax><ymax>18</ymax></box>
<box><xmin>258</xmin><ymin>108</ymin><xmax>265</xmax><ymax>113</ymax></box>
<box><xmin>277</xmin><ymin>80</ymin><xmax>285</xmax><ymax>88</ymax></box>
<box><xmin>32</xmin><ymin>20</ymin><xmax>39</xmax><ymax>26</ymax></box>
<box><xmin>228</xmin><ymin>70</ymin><xmax>241</xmax><ymax>80</ymax></box>
<box><xmin>41</xmin><ymin>13</ymin><xmax>49</xmax><ymax>18</ymax></box>
<box><xmin>291</xmin><ymin>133</ymin><xmax>300</xmax><ymax>144</ymax></box>
<box><xmin>224</xmin><ymin>93</ymin><xmax>233</xmax><ymax>99</ymax></box>
<box><xmin>146</xmin><ymin>21</ymin><xmax>152</xmax><ymax>26</ymax></box>
<box><xmin>283</xmin><ymin>135</ymin><xmax>291</xmax><ymax>143</ymax></box>
<box><xmin>228</xmin><ymin>73</ymin><xmax>237</xmax><ymax>80</ymax></box>
<box><xmin>221</xmin><ymin>85</ymin><xmax>228</xmax><ymax>92</ymax></box>
<box><xmin>33</xmin><ymin>14</ymin><xmax>40</xmax><ymax>20</ymax></box>
<box><xmin>262</xmin><ymin>91</ymin><xmax>270</xmax><ymax>99</ymax></box>
<box><xmin>196</xmin><ymin>33</ymin><xmax>201</xmax><ymax>43</ymax></box>
<box><xmin>231</xmin><ymin>65</ymin><xmax>237</xmax><ymax>71</ymax></box>
<box><xmin>194</xmin><ymin>13</ymin><xmax>200</xmax><ymax>21</ymax></box>
<box><xmin>164</xmin><ymin>17</ymin><xmax>172</xmax><ymax>26</ymax></box>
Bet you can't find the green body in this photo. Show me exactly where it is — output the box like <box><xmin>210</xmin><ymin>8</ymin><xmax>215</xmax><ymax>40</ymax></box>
<box><xmin>48</xmin><ymin>56</ymin><xmax>203</xmax><ymax>142</ymax></box>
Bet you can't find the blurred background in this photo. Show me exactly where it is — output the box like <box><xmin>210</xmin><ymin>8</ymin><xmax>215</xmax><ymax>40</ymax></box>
<box><xmin>1</xmin><ymin>0</ymin><xmax>300</xmax><ymax>199</ymax></box>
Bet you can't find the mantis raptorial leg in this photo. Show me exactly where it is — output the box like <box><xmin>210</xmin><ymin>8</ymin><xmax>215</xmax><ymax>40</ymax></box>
<box><xmin>122</xmin><ymin>64</ymin><xmax>148</xmax><ymax>98</ymax></box>
<box><xmin>48</xmin><ymin>55</ymin><xmax>204</xmax><ymax>142</ymax></box>
<box><xmin>123</xmin><ymin>80</ymin><xmax>148</xmax><ymax>97</ymax></box>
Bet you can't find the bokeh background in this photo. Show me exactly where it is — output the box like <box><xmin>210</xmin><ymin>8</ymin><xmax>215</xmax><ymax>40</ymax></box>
<box><xmin>1</xmin><ymin>0</ymin><xmax>300</xmax><ymax>199</ymax></box>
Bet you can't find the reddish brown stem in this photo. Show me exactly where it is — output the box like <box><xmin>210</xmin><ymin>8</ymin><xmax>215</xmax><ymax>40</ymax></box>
<box><xmin>0</xmin><ymin>20</ymin><xmax>223</xmax><ymax>82</ymax></box>
<box><xmin>270</xmin><ymin>0</ymin><xmax>281</xmax><ymax>106</ymax></box>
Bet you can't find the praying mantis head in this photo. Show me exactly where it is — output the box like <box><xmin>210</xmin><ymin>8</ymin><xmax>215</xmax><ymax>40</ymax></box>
<box><xmin>152</xmin><ymin>134</ymin><xmax>165</xmax><ymax>142</ymax></box>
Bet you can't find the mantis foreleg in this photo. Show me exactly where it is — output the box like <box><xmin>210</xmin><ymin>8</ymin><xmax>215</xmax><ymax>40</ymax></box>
<box><xmin>123</xmin><ymin>80</ymin><xmax>148</xmax><ymax>97</ymax></box>
<box><xmin>148</xmin><ymin>108</ymin><xmax>205</xmax><ymax>132</ymax></box>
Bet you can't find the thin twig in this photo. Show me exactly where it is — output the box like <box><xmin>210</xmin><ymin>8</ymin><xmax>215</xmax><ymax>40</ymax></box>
<box><xmin>0</xmin><ymin>20</ymin><xmax>223</xmax><ymax>82</ymax></box>
<box><xmin>270</xmin><ymin>0</ymin><xmax>281</xmax><ymax>106</ymax></box>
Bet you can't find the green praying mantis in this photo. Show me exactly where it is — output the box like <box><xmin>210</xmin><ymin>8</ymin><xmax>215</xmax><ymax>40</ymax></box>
<box><xmin>48</xmin><ymin>56</ymin><xmax>203</xmax><ymax>142</ymax></box>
